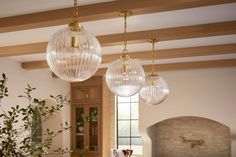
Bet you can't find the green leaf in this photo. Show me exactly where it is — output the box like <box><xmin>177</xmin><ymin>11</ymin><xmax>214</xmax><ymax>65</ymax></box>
<box><xmin>2</xmin><ymin>73</ymin><xmax>6</xmax><ymax>79</ymax></box>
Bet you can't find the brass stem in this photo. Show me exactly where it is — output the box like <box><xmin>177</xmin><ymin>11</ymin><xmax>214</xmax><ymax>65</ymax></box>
<box><xmin>73</xmin><ymin>0</ymin><xmax>79</xmax><ymax>22</ymax></box>
<box><xmin>70</xmin><ymin>0</ymin><xmax>82</xmax><ymax>47</ymax></box>
<box><xmin>124</xmin><ymin>14</ymin><xmax>127</xmax><ymax>52</ymax></box>
<box><xmin>151</xmin><ymin>41</ymin><xmax>155</xmax><ymax>74</ymax></box>
<box><xmin>148</xmin><ymin>38</ymin><xmax>158</xmax><ymax>75</ymax></box>
<box><xmin>119</xmin><ymin>11</ymin><xmax>132</xmax><ymax>56</ymax></box>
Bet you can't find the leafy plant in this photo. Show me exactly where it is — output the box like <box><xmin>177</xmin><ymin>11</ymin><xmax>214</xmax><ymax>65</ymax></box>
<box><xmin>77</xmin><ymin>110</ymin><xmax>97</xmax><ymax>126</ymax></box>
<box><xmin>0</xmin><ymin>73</ymin><xmax>71</xmax><ymax>157</ymax></box>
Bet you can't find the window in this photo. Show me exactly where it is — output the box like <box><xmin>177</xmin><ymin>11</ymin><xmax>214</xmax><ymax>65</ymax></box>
<box><xmin>116</xmin><ymin>94</ymin><xmax>143</xmax><ymax>156</ymax></box>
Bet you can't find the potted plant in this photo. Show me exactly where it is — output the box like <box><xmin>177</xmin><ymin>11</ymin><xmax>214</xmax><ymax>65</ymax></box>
<box><xmin>0</xmin><ymin>73</ymin><xmax>71</xmax><ymax>156</ymax></box>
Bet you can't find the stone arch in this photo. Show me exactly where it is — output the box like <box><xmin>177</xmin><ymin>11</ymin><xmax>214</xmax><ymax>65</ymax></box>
<box><xmin>147</xmin><ymin>116</ymin><xmax>231</xmax><ymax>157</ymax></box>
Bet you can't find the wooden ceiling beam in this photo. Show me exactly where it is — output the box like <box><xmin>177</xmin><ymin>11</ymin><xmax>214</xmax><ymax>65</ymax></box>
<box><xmin>0</xmin><ymin>42</ymin><xmax>47</xmax><ymax>57</ymax></box>
<box><xmin>103</xmin><ymin>43</ymin><xmax>236</xmax><ymax>63</ymax></box>
<box><xmin>21</xmin><ymin>43</ymin><xmax>236</xmax><ymax>70</ymax></box>
<box><xmin>1</xmin><ymin>21</ymin><xmax>236</xmax><ymax>57</ymax></box>
<box><xmin>1</xmin><ymin>0</ymin><xmax>236</xmax><ymax>33</ymax></box>
<box><xmin>22</xmin><ymin>61</ymin><xmax>48</xmax><ymax>70</ymax></box>
<box><xmin>94</xmin><ymin>59</ymin><xmax>236</xmax><ymax>75</ymax></box>
<box><xmin>99</xmin><ymin>21</ymin><xmax>236</xmax><ymax>46</ymax></box>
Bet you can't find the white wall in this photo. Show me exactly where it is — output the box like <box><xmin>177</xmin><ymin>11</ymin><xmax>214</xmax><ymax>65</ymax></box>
<box><xmin>139</xmin><ymin>67</ymin><xmax>236</xmax><ymax>157</ymax></box>
<box><xmin>1</xmin><ymin>58</ymin><xmax>236</xmax><ymax>156</ymax></box>
<box><xmin>0</xmin><ymin>58</ymin><xmax>70</xmax><ymax>155</ymax></box>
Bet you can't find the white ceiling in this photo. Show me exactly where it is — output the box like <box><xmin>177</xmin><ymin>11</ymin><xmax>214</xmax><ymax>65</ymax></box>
<box><xmin>0</xmin><ymin>1</ymin><xmax>236</xmax><ymax>66</ymax></box>
<box><xmin>0</xmin><ymin>0</ymin><xmax>114</xmax><ymax>18</ymax></box>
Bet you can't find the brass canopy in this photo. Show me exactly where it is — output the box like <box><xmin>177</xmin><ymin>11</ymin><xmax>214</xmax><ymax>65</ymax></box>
<box><xmin>119</xmin><ymin>10</ymin><xmax>132</xmax><ymax>17</ymax></box>
<box><xmin>148</xmin><ymin>38</ymin><xmax>159</xmax><ymax>43</ymax></box>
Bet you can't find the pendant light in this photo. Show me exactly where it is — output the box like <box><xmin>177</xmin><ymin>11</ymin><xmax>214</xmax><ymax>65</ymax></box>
<box><xmin>46</xmin><ymin>0</ymin><xmax>102</xmax><ymax>82</ymax></box>
<box><xmin>140</xmin><ymin>39</ymin><xmax>169</xmax><ymax>105</ymax></box>
<box><xmin>105</xmin><ymin>11</ymin><xmax>145</xmax><ymax>97</ymax></box>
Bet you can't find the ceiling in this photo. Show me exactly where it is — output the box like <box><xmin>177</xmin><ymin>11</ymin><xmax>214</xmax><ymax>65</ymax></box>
<box><xmin>0</xmin><ymin>0</ymin><xmax>114</xmax><ymax>18</ymax></box>
<box><xmin>0</xmin><ymin>0</ymin><xmax>236</xmax><ymax>72</ymax></box>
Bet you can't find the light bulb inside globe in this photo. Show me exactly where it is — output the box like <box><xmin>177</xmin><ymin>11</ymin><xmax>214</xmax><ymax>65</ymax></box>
<box><xmin>122</xmin><ymin>63</ymin><xmax>130</xmax><ymax>81</ymax></box>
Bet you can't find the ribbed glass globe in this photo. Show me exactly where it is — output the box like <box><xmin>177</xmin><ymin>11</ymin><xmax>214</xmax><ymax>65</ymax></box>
<box><xmin>46</xmin><ymin>26</ymin><xmax>102</xmax><ymax>82</ymax></box>
<box><xmin>106</xmin><ymin>58</ymin><xmax>145</xmax><ymax>97</ymax></box>
<box><xmin>140</xmin><ymin>74</ymin><xmax>169</xmax><ymax>105</ymax></box>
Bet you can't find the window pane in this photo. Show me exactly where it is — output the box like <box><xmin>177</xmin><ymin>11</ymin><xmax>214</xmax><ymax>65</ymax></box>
<box><xmin>131</xmin><ymin>138</ymin><xmax>143</xmax><ymax>145</ymax></box>
<box><xmin>131</xmin><ymin>103</ymin><xmax>139</xmax><ymax>119</ymax></box>
<box><xmin>118</xmin><ymin>121</ymin><xmax>130</xmax><ymax>136</ymax></box>
<box><xmin>131</xmin><ymin>94</ymin><xmax>139</xmax><ymax>102</ymax></box>
<box><xmin>118</xmin><ymin>103</ymin><xmax>130</xmax><ymax>119</ymax></box>
<box><xmin>131</xmin><ymin>143</ymin><xmax>143</xmax><ymax>155</ymax></box>
<box><xmin>131</xmin><ymin>121</ymin><xmax>140</xmax><ymax>137</ymax></box>
<box><xmin>117</xmin><ymin>96</ymin><xmax>130</xmax><ymax>103</ymax></box>
<box><xmin>118</xmin><ymin>138</ymin><xmax>131</xmax><ymax>150</ymax></box>
<box><xmin>118</xmin><ymin>138</ymin><xmax>130</xmax><ymax>146</ymax></box>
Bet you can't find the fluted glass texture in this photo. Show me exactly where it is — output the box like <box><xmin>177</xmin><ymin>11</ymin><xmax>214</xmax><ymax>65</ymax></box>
<box><xmin>106</xmin><ymin>58</ymin><xmax>145</xmax><ymax>97</ymax></box>
<box><xmin>46</xmin><ymin>26</ymin><xmax>102</xmax><ymax>82</ymax></box>
<box><xmin>140</xmin><ymin>75</ymin><xmax>169</xmax><ymax>105</ymax></box>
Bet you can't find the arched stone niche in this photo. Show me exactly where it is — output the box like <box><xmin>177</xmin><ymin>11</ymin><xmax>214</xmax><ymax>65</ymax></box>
<box><xmin>147</xmin><ymin>116</ymin><xmax>231</xmax><ymax>157</ymax></box>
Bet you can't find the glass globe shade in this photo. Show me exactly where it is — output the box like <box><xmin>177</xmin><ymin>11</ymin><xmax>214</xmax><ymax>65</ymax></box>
<box><xmin>46</xmin><ymin>26</ymin><xmax>102</xmax><ymax>82</ymax></box>
<box><xmin>140</xmin><ymin>74</ymin><xmax>169</xmax><ymax>105</ymax></box>
<box><xmin>105</xmin><ymin>58</ymin><xmax>145</xmax><ymax>97</ymax></box>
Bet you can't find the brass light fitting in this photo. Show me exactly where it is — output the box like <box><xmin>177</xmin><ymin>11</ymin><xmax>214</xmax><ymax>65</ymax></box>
<box><xmin>119</xmin><ymin>10</ymin><xmax>132</xmax><ymax>59</ymax></box>
<box><xmin>180</xmin><ymin>136</ymin><xmax>205</xmax><ymax>149</ymax></box>
<box><xmin>147</xmin><ymin>38</ymin><xmax>159</xmax><ymax>77</ymax></box>
<box><xmin>69</xmin><ymin>0</ymin><xmax>82</xmax><ymax>32</ymax></box>
<box><xmin>119</xmin><ymin>11</ymin><xmax>132</xmax><ymax>73</ymax></box>
<box><xmin>69</xmin><ymin>0</ymin><xmax>82</xmax><ymax>47</ymax></box>
<box><xmin>120</xmin><ymin>49</ymin><xmax>130</xmax><ymax>60</ymax></box>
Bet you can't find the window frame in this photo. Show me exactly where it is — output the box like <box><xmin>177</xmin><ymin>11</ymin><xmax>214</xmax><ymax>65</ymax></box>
<box><xmin>116</xmin><ymin>94</ymin><xmax>143</xmax><ymax>155</ymax></box>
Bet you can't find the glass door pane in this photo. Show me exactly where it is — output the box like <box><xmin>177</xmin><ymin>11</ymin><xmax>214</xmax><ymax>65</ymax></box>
<box><xmin>89</xmin><ymin>107</ymin><xmax>98</xmax><ymax>151</ymax></box>
<box><xmin>76</xmin><ymin>107</ymin><xmax>84</xmax><ymax>149</ymax></box>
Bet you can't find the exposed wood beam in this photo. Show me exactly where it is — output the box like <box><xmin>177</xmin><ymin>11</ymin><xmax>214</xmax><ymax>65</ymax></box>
<box><xmin>1</xmin><ymin>0</ymin><xmax>236</xmax><ymax>33</ymax></box>
<box><xmin>103</xmin><ymin>43</ymin><xmax>236</xmax><ymax>63</ymax></box>
<box><xmin>1</xmin><ymin>21</ymin><xmax>236</xmax><ymax>57</ymax></box>
<box><xmin>22</xmin><ymin>61</ymin><xmax>48</xmax><ymax>70</ymax></box>
<box><xmin>21</xmin><ymin>43</ymin><xmax>236</xmax><ymax>70</ymax></box>
<box><xmin>99</xmin><ymin>21</ymin><xmax>236</xmax><ymax>46</ymax></box>
<box><xmin>95</xmin><ymin>59</ymin><xmax>236</xmax><ymax>75</ymax></box>
<box><xmin>0</xmin><ymin>42</ymin><xmax>47</xmax><ymax>57</ymax></box>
